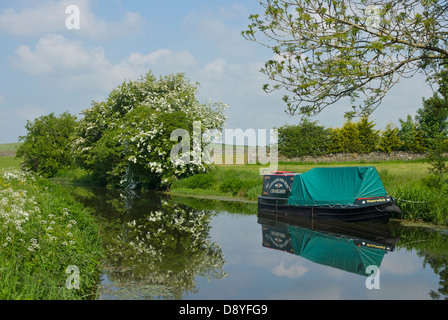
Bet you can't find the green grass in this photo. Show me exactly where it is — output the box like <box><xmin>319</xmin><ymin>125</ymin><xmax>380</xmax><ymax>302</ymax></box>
<box><xmin>0</xmin><ymin>140</ymin><xmax>22</xmax><ymax>171</ymax></box>
<box><xmin>0</xmin><ymin>156</ymin><xmax>22</xmax><ymax>169</ymax></box>
<box><xmin>0</xmin><ymin>168</ymin><xmax>104</xmax><ymax>299</ymax></box>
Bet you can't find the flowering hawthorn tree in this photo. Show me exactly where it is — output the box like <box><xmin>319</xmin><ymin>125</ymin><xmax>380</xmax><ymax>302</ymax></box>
<box><xmin>73</xmin><ymin>72</ymin><xmax>227</xmax><ymax>189</ymax></box>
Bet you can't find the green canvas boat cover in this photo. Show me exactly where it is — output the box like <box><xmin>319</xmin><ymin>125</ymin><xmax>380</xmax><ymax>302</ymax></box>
<box><xmin>287</xmin><ymin>225</ymin><xmax>386</xmax><ymax>276</ymax></box>
<box><xmin>287</xmin><ymin>166</ymin><xmax>387</xmax><ymax>206</ymax></box>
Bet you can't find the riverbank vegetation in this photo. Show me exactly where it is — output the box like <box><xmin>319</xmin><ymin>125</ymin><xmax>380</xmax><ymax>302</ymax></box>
<box><xmin>0</xmin><ymin>165</ymin><xmax>103</xmax><ymax>299</ymax></box>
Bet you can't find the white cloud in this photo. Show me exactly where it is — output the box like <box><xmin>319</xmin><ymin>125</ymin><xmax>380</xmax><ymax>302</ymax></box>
<box><xmin>201</xmin><ymin>58</ymin><xmax>227</xmax><ymax>76</ymax></box>
<box><xmin>9</xmin><ymin>34</ymin><xmax>128</xmax><ymax>90</ymax></box>
<box><xmin>128</xmin><ymin>49</ymin><xmax>197</xmax><ymax>71</ymax></box>
<box><xmin>8</xmin><ymin>34</ymin><xmax>290</xmax><ymax>132</ymax></box>
<box><xmin>79</xmin><ymin>7</ymin><xmax>143</xmax><ymax>40</ymax></box>
<box><xmin>272</xmin><ymin>261</ymin><xmax>308</xmax><ymax>279</ymax></box>
<box><xmin>5</xmin><ymin>2</ymin><xmax>288</xmax><ymax>132</ymax></box>
<box><xmin>0</xmin><ymin>0</ymin><xmax>142</xmax><ymax>39</ymax></box>
<box><xmin>379</xmin><ymin>250</ymin><xmax>422</xmax><ymax>276</ymax></box>
<box><xmin>11</xmin><ymin>34</ymin><xmax>96</xmax><ymax>75</ymax></box>
<box><xmin>10</xmin><ymin>34</ymin><xmax>201</xmax><ymax>92</ymax></box>
<box><xmin>0</xmin><ymin>2</ymin><xmax>66</xmax><ymax>36</ymax></box>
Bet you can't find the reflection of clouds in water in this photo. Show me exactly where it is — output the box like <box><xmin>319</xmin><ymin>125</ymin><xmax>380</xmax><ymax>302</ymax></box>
<box><xmin>66</xmin><ymin>184</ymin><xmax>447</xmax><ymax>300</ymax></box>
<box><xmin>321</xmin><ymin>264</ymin><xmax>351</xmax><ymax>280</ymax></box>
<box><xmin>272</xmin><ymin>261</ymin><xmax>308</xmax><ymax>279</ymax></box>
<box><xmin>379</xmin><ymin>249</ymin><xmax>422</xmax><ymax>276</ymax></box>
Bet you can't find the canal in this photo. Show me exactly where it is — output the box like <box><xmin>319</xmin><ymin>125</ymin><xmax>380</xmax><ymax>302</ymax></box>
<box><xmin>66</xmin><ymin>185</ymin><xmax>448</xmax><ymax>300</ymax></box>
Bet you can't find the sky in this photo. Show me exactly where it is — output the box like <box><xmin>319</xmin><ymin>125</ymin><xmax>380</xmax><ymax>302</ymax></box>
<box><xmin>0</xmin><ymin>0</ymin><xmax>435</xmax><ymax>144</ymax></box>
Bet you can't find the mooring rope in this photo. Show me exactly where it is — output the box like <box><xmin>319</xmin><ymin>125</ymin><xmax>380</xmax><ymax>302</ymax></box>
<box><xmin>395</xmin><ymin>198</ymin><xmax>426</xmax><ymax>204</ymax></box>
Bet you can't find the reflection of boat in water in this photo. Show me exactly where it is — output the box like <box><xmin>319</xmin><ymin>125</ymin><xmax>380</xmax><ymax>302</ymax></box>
<box><xmin>258</xmin><ymin>167</ymin><xmax>401</xmax><ymax>223</ymax></box>
<box><xmin>258</xmin><ymin>212</ymin><xmax>400</xmax><ymax>276</ymax></box>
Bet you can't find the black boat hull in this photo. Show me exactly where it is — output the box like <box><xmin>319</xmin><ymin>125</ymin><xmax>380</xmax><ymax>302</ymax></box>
<box><xmin>258</xmin><ymin>196</ymin><xmax>401</xmax><ymax>223</ymax></box>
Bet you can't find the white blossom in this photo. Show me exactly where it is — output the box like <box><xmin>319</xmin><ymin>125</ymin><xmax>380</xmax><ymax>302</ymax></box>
<box><xmin>72</xmin><ymin>72</ymin><xmax>228</xmax><ymax>189</ymax></box>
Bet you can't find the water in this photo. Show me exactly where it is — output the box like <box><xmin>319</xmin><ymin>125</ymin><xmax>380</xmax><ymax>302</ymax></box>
<box><xmin>66</xmin><ymin>185</ymin><xmax>448</xmax><ymax>300</ymax></box>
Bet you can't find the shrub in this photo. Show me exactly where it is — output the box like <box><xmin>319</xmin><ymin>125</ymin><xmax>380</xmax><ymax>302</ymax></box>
<box><xmin>379</xmin><ymin>123</ymin><xmax>402</xmax><ymax>153</ymax></box>
<box><xmin>16</xmin><ymin>112</ymin><xmax>77</xmax><ymax>177</ymax></box>
<box><xmin>392</xmin><ymin>183</ymin><xmax>448</xmax><ymax>225</ymax></box>
<box><xmin>277</xmin><ymin>118</ymin><xmax>330</xmax><ymax>158</ymax></box>
<box><xmin>328</xmin><ymin>117</ymin><xmax>379</xmax><ymax>154</ymax></box>
<box><xmin>219</xmin><ymin>177</ymin><xmax>260</xmax><ymax>197</ymax></box>
<box><xmin>357</xmin><ymin>117</ymin><xmax>380</xmax><ymax>153</ymax></box>
<box><xmin>398</xmin><ymin>115</ymin><xmax>427</xmax><ymax>153</ymax></box>
<box><xmin>416</xmin><ymin>69</ymin><xmax>448</xmax><ymax>143</ymax></box>
<box><xmin>246</xmin><ymin>185</ymin><xmax>262</xmax><ymax>201</ymax></box>
<box><xmin>174</xmin><ymin>173</ymin><xmax>217</xmax><ymax>190</ymax></box>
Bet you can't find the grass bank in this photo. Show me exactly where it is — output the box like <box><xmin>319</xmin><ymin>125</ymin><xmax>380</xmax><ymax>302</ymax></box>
<box><xmin>0</xmin><ymin>166</ymin><xmax>103</xmax><ymax>299</ymax></box>
<box><xmin>170</xmin><ymin>160</ymin><xmax>448</xmax><ymax>226</ymax></box>
<box><xmin>0</xmin><ymin>156</ymin><xmax>22</xmax><ymax>169</ymax></box>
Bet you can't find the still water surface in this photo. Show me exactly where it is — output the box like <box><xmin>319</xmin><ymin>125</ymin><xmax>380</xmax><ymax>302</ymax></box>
<box><xmin>67</xmin><ymin>186</ymin><xmax>448</xmax><ymax>300</ymax></box>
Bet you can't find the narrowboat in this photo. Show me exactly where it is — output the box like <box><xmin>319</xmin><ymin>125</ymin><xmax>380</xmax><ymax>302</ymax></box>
<box><xmin>258</xmin><ymin>167</ymin><xmax>401</xmax><ymax>223</ymax></box>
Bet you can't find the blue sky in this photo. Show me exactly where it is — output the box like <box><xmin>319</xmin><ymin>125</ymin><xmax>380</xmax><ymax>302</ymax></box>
<box><xmin>0</xmin><ymin>0</ymin><xmax>434</xmax><ymax>143</ymax></box>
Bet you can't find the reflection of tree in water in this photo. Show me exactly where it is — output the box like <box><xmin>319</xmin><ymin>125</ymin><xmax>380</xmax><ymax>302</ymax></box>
<box><xmin>397</xmin><ymin>225</ymin><xmax>448</xmax><ymax>300</ymax></box>
<box><xmin>63</xmin><ymin>185</ymin><xmax>448</xmax><ymax>300</ymax></box>
<box><xmin>69</xmin><ymin>187</ymin><xmax>227</xmax><ymax>299</ymax></box>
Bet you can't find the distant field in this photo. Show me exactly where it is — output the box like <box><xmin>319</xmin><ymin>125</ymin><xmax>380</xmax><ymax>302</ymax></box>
<box><xmin>0</xmin><ymin>142</ymin><xmax>20</xmax><ymax>151</ymax></box>
<box><xmin>0</xmin><ymin>142</ymin><xmax>21</xmax><ymax>168</ymax></box>
<box><xmin>0</xmin><ymin>142</ymin><xmax>21</xmax><ymax>157</ymax></box>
